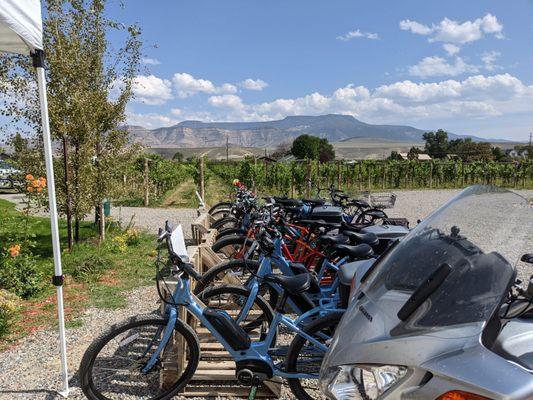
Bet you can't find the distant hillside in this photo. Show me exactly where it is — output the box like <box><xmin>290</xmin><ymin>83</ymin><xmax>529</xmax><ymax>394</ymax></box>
<box><xmin>126</xmin><ymin>114</ymin><xmax>497</xmax><ymax>148</ymax></box>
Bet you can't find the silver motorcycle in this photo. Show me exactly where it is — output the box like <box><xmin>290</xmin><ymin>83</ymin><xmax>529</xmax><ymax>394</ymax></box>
<box><xmin>320</xmin><ymin>185</ymin><xmax>533</xmax><ymax>400</ymax></box>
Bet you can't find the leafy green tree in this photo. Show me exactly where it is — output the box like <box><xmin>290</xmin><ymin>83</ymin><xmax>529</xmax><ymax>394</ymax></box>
<box><xmin>173</xmin><ymin>151</ymin><xmax>184</xmax><ymax>162</ymax></box>
<box><xmin>423</xmin><ymin>129</ymin><xmax>449</xmax><ymax>159</ymax></box>
<box><xmin>407</xmin><ymin>146</ymin><xmax>423</xmax><ymax>160</ymax></box>
<box><xmin>449</xmin><ymin>138</ymin><xmax>493</xmax><ymax>161</ymax></box>
<box><xmin>388</xmin><ymin>151</ymin><xmax>403</xmax><ymax>161</ymax></box>
<box><xmin>318</xmin><ymin>138</ymin><xmax>335</xmax><ymax>162</ymax></box>
<box><xmin>491</xmin><ymin>146</ymin><xmax>508</xmax><ymax>162</ymax></box>
<box><xmin>291</xmin><ymin>134</ymin><xmax>320</xmax><ymax>159</ymax></box>
<box><xmin>291</xmin><ymin>134</ymin><xmax>335</xmax><ymax>161</ymax></box>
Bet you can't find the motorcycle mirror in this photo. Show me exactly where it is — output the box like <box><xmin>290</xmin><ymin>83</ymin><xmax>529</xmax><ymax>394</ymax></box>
<box><xmin>521</xmin><ymin>253</ymin><xmax>533</xmax><ymax>264</ymax></box>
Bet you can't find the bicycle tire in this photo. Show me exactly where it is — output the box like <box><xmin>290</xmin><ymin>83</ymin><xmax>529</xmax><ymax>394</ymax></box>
<box><xmin>198</xmin><ymin>284</ymin><xmax>275</xmax><ymax>341</ymax></box>
<box><xmin>208</xmin><ymin>201</ymin><xmax>233</xmax><ymax>215</ymax></box>
<box><xmin>211</xmin><ymin>234</ymin><xmax>257</xmax><ymax>259</ymax></box>
<box><xmin>215</xmin><ymin>227</ymin><xmax>247</xmax><ymax>241</ymax></box>
<box><xmin>193</xmin><ymin>259</ymin><xmax>261</xmax><ymax>295</ymax></box>
<box><xmin>285</xmin><ymin>311</ymin><xmax>344</xmax><ymax>400</ymax></box>
<box><xmin>211</xmin><ymin>216</ymin><xmax>239</xmax><ymax>230</ymax></box>
<box><xmin>79</xmin><ymin>314</ymin><xmax>200</xmax><ymax>400</ymax></box>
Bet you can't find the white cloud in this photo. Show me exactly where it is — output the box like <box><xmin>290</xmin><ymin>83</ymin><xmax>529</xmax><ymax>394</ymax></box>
<box><xmin>170</xmin><ymin>108</ymin><xmax>182</xmax><ymax>116</ymax></box>
<box><xmin>126</xmin><ymin>110</ymin><xmax>178</xmax><ymax>129</ymax></box>
<box><xmin>141</xmin><ymin>57</ymin><xmax>161</xmax><ymax>66</ymax></box>
<box><xmin>208</xmin><ymin>94</ymin><xmax>245</xmax><ymax>110</ymax></box>
<box><xmin>481</xmin><ymin>51</ymin><xmax>501</xmax><ymax>71</ymax></box>
<box><xmin>400</xmin><ymin>13</ymin><xmax>504</xmax><ymax>45</ymax></box>
<box><xmin>408</xmin><ymin>56</ymin><xmax>478</xmax><ymax>78</ymax></box>
<box><xmin>337</xmin><ymin>29</ymin><xmax>380</xmax><ymax>41</ymax></box>
<box><xmin>399</xmin><ymin>20</ymin><xmax>433</xmax><ymax>35</ymax></box>
<box><xmin>240</xmin><ymin>78</ymin><xmax>268</xmax><ymax>91</ymax></box>
<box><xmin>443</xmin><ymin>43</ymin><xmax>460</xmax><ymax>56</ymax></box>
<box><xmin>131</xmin><ymin>75</ymin><xmax>173</xmax><ymax>105</ymax></box>
<box><xmin>172</xmin><ymin>72</ymin><xmax>237</xmax><ymax>98</ymax></box>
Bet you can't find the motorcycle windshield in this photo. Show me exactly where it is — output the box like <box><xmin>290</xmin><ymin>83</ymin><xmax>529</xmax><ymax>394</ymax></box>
<box><xmin>362</xmin><ymin>185</ymin><xmax>531</xmax><ymax>335</ymax></box>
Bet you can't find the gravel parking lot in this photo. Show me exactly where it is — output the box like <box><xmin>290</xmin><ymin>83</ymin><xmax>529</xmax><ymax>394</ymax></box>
<box><xmin>0</xmin><ymin>189</ymin><xmax>531</xmax><ymax>399</ymax></box>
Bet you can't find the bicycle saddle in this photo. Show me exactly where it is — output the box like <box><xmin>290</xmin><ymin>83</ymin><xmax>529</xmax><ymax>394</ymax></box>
<box><xmin>318</xmin><ymin>234</ymin><xmax>350</xmax><ymax>246</ymax></box>
<box><xmin>264</xmin><ymin>273</ymin><xmax>312</xmax><ymax>295</ymax></box>
<box><xmin>342</xmin><ymin>230</ymin><xmax>379</xmax><ymax>247</ymax></box>
<box><xmin>332</xmin><ymin>243</ymin><xmax>374</xmax><ymax>259</ymax></box>
<box><xmin>302</xmin><ymin>198</ymin><xmax>326</xmax><ymax>206</ymax></box>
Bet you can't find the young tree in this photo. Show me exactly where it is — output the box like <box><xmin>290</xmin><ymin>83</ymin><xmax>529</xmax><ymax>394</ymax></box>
<box><xmin>387</xmin><ymin>151</ymin><xmax>403</xmax><ymax>161</ymax></box>
<box><xmin>0</xmin><ymin>0</ymin><xmax>141</xmax><ymax>244</ymax></box>
<box><xmin>173</xmin><ymin>151</ymin><xmax>184</xmax><ymax>162</ymax></box>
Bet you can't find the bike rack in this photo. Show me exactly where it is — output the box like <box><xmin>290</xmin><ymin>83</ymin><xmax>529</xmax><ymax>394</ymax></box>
<box><xmin>160</xmin><ymin>207</ymin><xmax>282</xmax><ymax>398</ymax></box>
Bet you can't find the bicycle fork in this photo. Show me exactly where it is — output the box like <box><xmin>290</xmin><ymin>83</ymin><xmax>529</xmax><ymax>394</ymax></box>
<box><xmin>141</xmin><ymin>306</ymin><xmax>178</xmax><ymax>373</ymax></box>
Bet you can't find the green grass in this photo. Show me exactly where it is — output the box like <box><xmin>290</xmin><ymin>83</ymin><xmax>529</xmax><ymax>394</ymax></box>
<box><xmin>0</xmin><ymin>197</ymin><xmax>158</xmax><ymax>347</ymax></box>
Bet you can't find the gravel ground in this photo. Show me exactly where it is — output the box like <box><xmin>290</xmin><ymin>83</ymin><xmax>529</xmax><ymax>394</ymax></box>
<box><xmin>0</xmin><ymin>189</ymin><xmax>531</xmax><ymax>400</ymax></box>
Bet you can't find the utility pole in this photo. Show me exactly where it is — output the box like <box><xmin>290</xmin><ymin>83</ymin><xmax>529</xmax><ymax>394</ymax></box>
<box><xmin>529</xmin><ymin>132</ymin><xmax>532</xmax><ymax>159</ymax></box>
<box><xmin>144</xmin><ymin>158</ymin><xmax>150</xmax><ymax>206</ymax></box>
<box><xmin>226</xmin><ymin>136</ymin><xmax>229</xmax><ymax>162</ymax></box>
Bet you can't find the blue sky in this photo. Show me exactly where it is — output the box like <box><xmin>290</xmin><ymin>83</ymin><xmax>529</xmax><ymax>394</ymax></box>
<box><xmin>109</xmin><ymin>0</ymin><xmax>533</xmax><ymax>141</ymax></box>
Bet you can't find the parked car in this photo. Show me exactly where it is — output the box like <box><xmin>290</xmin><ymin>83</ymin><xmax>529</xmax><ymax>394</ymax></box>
<box><xmin>0</xmin><ymin>159</ymin><xmax>21</xmax><ymax>189</ymax></box>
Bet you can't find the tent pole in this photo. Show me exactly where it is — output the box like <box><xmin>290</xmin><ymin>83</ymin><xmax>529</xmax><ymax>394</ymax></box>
<box><xmin>33</xmin><ymin>50</ymin><xmax>69</xmax><ymax>398</ymax></box>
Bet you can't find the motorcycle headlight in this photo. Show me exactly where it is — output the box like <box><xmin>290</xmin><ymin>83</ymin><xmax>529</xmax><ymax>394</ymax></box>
<box><xmin>320</xmin><ymin>365</ymin><xmax>361</xmax><ymax>400</ymax></box>
<box><xmin>320</xmin><ymin>364</ymin><xmax>407</xmax><ymax>399</ymax></box>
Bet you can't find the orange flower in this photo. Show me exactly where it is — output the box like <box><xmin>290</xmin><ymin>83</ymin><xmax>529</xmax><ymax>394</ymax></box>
<box><xmin>37</xmin><ymin>187</ymin><xmax>43</xmax><ymax>193</ymax></box>
<box><xmin>39</xmin><ymin>177</ymin><xmax>46</xmax><ymax>187</ymax></box>
<box><xmin>32</xmin><ymin>179</ymin><xmax>40</xmax><ymax>188</ymax></box>
<box><xmin>25</xmin><ymin>174</ymin><xmax>34</xmax><ymax>181</ymax></box>
<box><xmin>8</xmin><ymin>245</ymin><xmax>20</xmax><ymax>258</ymax></box>
<box><xmin>27</xmin><ymin>186</ymin><xmax>34</xmax><ymax>193</ymax></box>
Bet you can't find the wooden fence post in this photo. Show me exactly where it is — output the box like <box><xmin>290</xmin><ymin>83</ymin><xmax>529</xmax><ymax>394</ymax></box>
<box><xmin>358</xmin><ymin>162</ymin><xmax>362</xmax><ymax>191</ymax></box>
<box><xmin>337</xmin><ymin>160</ymin><xmax>341</xmax><ymax>189</ymax></box>
<box><xmin>144</xmin><ymin>157</ymin><xmax>149</xmax><ymax>206</ymax></box>
<box><xmin>199</xmin><ymin>156</ymin><xmax>205</xmax><ymax>202</ymax></box>
<box><xmin>306</xmin><ymin>159</ymin><xmax>312</xmax><ymax>198</ymax></box>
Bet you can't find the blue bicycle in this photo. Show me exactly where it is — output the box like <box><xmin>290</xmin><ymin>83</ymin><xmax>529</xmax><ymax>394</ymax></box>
<box><xmin>79</xmin><ymin>223</ymin><xmax>343</xmax><ymax>400</ymax></box>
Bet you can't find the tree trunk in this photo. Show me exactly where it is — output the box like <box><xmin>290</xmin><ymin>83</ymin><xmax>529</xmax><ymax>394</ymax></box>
<box><xmin>62</xmin><ymin>136</ymin><xmax>73</xmax><ymax>251</ymax></box>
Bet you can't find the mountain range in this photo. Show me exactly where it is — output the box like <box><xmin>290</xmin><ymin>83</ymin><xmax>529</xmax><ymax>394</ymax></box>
<box><xmin>126</xmin><ymin>114</ymin><xmax>494</xmax><ymax>148</ymax></box>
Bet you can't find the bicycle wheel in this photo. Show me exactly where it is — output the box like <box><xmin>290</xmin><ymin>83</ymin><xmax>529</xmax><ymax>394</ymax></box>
<box><xmin>211</xmin><ymin>235</ymin><xmax>257</xmax><ymax>259</ymax></box>
<box><xmin>79</xmin><ymin>314</ymin><xmax>200</xmax><ymax>400</ymax></box>
<box><xmin>198</xmin><ymin>284</ymin><xmax>274</xmax><ymax>340</ymax></box>
<box><xmin>285</xmin><ymin>311</ymin><xmax>344</xmax><ymax>400</ymax></box>
<box><xmin>208</xmin><ymin>201</ymin><xmax>233</xmax><ymax>215</ymax></box>
<box><xmin>210</xmin><ymin>208</ymin><xmax>232</xmax><ymax>220</ymax></box>
<box><xmin>211</xmin><ymin>216</ymin><xmax>238</xmax><ymax>230</ymax></box>
<box><xmin>193</xmin><ymin>259</ymin><xmax>278</xmax><ymax>308</ymax></box>
<box><xmin>215</xmin><ymin>227</ymin><xmax>247</xmax><ymax>241</ymax></box>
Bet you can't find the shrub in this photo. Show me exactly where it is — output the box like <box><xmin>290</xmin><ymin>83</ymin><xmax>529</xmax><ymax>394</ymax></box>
<box><xmin>0</xmin><ymin>289</ymin><xmax>19</xmax><ymax>338</ymax></box>
<box><xmin>64</xmin><ymin>249</ymin><xmax>113</xmax><ymax>283</ymax></box>
<box><xmin>0</xmin><ymin>252</ymin><xmax>42</xmax><ymax>298</ymax></box>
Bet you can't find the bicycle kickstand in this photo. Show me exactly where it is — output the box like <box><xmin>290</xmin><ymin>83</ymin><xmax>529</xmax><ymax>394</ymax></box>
<box><xmin>247</xmin><ymin>385</ymin><xmax>258</xmax><ymax>400</ymax></box>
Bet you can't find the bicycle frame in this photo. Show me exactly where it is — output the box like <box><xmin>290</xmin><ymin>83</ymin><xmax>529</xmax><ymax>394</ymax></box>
<box><xmin>142</xmin><ymin>274</ymin><xmax>329</xmax><ymax>380</ymax></box>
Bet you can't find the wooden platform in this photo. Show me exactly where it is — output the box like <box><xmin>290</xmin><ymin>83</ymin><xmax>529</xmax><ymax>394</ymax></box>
<box><xmin>161</xmin><ymin>209</ymin><xmax>282</xmax><ymax>398</ymax></box>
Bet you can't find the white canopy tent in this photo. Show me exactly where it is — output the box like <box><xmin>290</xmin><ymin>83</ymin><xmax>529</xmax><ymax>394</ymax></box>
<box><xmin>0</xmin><ymin>0</ymin><xmax>69</xmax><ymax>396</ymax></box>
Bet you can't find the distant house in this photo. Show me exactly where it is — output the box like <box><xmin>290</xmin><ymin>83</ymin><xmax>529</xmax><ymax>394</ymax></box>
<box><xmin>398</xmin><ymin>152</ymin><xmax>432</xmax><ymax>161</ymax></box>
<box><xmin>446</xmin><ymin>153</ymin><xmax>460</xmax><ymax>160</ymax></box>
<box><xmin>258</xmin><ymin>155</ymin><xmax>278</xmax><ymax>163</ymax></box>
<box><xmin>506</xmin><ymin>149</ymin><xmax>529</xmax><ymax>159</ymax></box>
